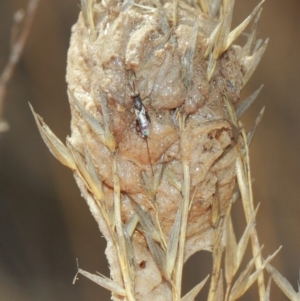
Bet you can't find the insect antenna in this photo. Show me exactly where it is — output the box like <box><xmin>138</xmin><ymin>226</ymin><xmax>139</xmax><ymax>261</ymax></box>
<box><xmin>145</xmin><ymin>137</ymin><xmax>154</xmax><ymax>177</ymax></box>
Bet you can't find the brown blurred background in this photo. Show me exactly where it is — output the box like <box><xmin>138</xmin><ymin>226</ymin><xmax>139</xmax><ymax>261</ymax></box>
<box><xmin>0</xmin><ymin>1</ymin><xmax>299</xmax><ymax>300</ymax></box>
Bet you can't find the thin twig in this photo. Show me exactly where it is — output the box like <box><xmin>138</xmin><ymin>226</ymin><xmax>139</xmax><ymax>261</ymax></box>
<box><xmin>0</xmin><ymin>0</ymin><xmax>40</xmax><ymax>131</ymax></box>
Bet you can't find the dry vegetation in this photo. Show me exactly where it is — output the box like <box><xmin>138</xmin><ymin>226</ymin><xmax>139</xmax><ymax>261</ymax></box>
<box><xmin>28</xmin><ymin>0</ymin><xmax>300</xmax><ymax>300</ymax></box>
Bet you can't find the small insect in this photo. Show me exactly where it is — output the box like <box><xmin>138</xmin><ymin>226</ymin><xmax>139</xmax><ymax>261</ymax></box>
<box><xmin>129</xmin><ymin>82</ymin><xmax>154</xmax><ymax>177</ymax></box>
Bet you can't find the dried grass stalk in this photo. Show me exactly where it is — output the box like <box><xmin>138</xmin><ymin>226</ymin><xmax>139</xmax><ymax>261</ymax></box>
<box><xmin>0</xmin><ymin>0</ymin><xmax>40</xmax><ymax>133</ymax></box>
<box><xmin>31</xmin><ymin>0</ymin><xmax>298</xmax><ymax>300</ymax></box>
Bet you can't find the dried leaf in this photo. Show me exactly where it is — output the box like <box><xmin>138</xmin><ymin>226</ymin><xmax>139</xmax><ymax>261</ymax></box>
<box><xmin>226</xmin><ymin>0</ymin><xmax>265</xmax><ymax>50</ymax></box>
<box><xmin>29</xmin><ymin>103</ymin><xmax>76</xmax><ymax>170</ymax></box>
<box><xmin>236</xmin><ymin>85</ymin><xmax>264</xmax><ymax>120</ymax></box>
<box><xmin>181</xmin><ymin>275</ymin><xmax>210</xmax><ymax>301</ymax></box>
<box><xmin>75</xmin><ymin>268</ymin><xmax>125</xmax><ymax>296</ymax></box>
<box><xmin>166</xmin><ymin>204</ymin><xmax>182</xmax><ymax>277</ymax></box>
<box><xmin>266</xmin><ymin>262</ymin><xmax>300</xmax><ymax>301</ymax></box>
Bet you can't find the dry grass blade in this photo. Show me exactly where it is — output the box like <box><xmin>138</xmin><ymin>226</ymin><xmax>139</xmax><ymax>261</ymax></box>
<box><xmin>266</xmin><ymin>262</ymin><xmax>300</xmax><ymax>301</ymax></box>
<box><xmin>211</xmin><ymin>192</ymin><xmax>220</xmax><ymax>227</ymax></box>
<box><xmin>210</xmin><ymin>0</ymin><xmax>222</xmax><ymax>17</ymax></box>
<box><xmin>124</xmin><ymin>214</ymin><xmax>138</xmax><ymax>238</ymax></box>
<box><xmin>199</xmin><ymin>0</ymin><xmax>210</xmax><ymax>15</ymax></box>
<box><xmin>229</xmin><ymin>247</ymin><xmax>281</xmax><ymax>301</ymax></box>
<box><xmin>174</xmin><ymin>162</ymin><xmax>190</xmax><ymax>300</ymax></box>
<box><xmin>124</xmin><ymin>228</ymin><xmax>135</xmax><ymax>283</ymax></box>
<box><xmin>68</xmin><ymin>90</ymin><xmax>113</xmax><ymax>151</ymax></box>
<box><xmin>165</xmin><ymin>167</ymin><xmax>182</xmax><ymax>192</ymax></box>
<box><xmin>166</xmin><ymin>204</ymin><xmax>182</xmax><ymax>277</ymax></box>
<box><xmin>131</xmin><ymin>200</ymin><xmax>162</xmax><ymax>243</ymax></box>
<box><xmin>112</xmin><ymin>155</ymin><xmax>135</xmax><ymax>301</ymax></box>
<box><xmin>67</xmin><ymin>141</ymin><xmax>94</xmax><ymax>188</ymax></box>
<box><xmin>226</xmin><ymin>0</ymin><xmax>264</xmax><ymax>50</ymax></box>
<box><xmin>264</xmin><ymin>278</ymin><xmax>272</xmax><ymax>301</ymax></box>
<box><xmin>236</xmin><ymin>155</ymin><xmax>266</xmax><ymax>299</ymax></box>
<box><xmin>236</xmin><ymin>85</ymin><xmax>264</xmax><ymax>120</ymax></box>
<box><xmin>121</xmin><ymin>0</ymin><xmax>133</xmax><ymax>12</ymax></box>
<box><xmin>98</xmin><ymin>91</ymin><xmax>116</xmax><ymax>151</ymax></box>
<box><xmin>75</xmin><ymin>268</ymin><xmax>126</xmax><ymax>296</ymax></box>
<box><xmin>235</xmin><ymin>204</ymin><xmax>260</xmax><ymax>275</ymax></box>
<box><xmin>228</xmin><ymin>247</ymin><xmax>263</xmax><ymax>301</ymax></box>
<box><xmin>84</xmin><ymin>147</ymin><xmax>105</xmax><ymax>204</ymax></box>
<box><xmin>208</xmin><ymin>206</ymin><xmax>228</xmax><ymax>301</ymax></box>
<box><xmin>181</xmin><ymin>275</ymin><xmax>210</xmax><ymax>301</ymax></box>
<box><xmin>242</xmin><ymin>8</ymin><xmax>262</xmax><ymax>57</ymax></box>
<box><xmin>205</xmin><ymin>22</ymin><xmax>221</xmax><ymax>58</ymax></box>
<box><xmin>80</xmin><ymin>0</ymin><xmax>95</xmax><ymax>30</ymax></box>
<box><xmin>29</xmin><ymin>103</ymin><xmax>76</xmax><ymax>169</ymax></box>
<box><xmin>213</xmin><ymin>270</ymin><xmax>224</xmax><ymax>301</ymax></box>
<box><xmin>247</xmin><ymin>107</ymin><xmax>265</xmax><ymax>146</ymax></box>
<box><xmin>142</xmin><ymin>162</ymin><xmax>164</xmax><ymax>201</ymax></box>
<box><xmin>213</xmin><ymin>0</ymin><xmax>235</xmax><ymax>59</ymax></box>
<box><xmin>223</xmin><ymin>95</ymin><xmax>238</xmax><ymax>127</ymax></box>
<box><xmin>243</xmin><ymin>38</ymin><xmax>269</xmax><ymax>87</ymax></box>
<box><xmin>182</xmin><ymin>18</ymin><xmax>198</xmax><ymax>88</ymax></box>
<box><xmin>225</xmin><ymin>215</ymin><xmax>238</xmax><ymax>286</ymax></box>
<box><xmin>151</xmin><ymin>162</ymin><xmax>164</xmax><ymax>193</ymax></box>
<box><xmin>173</xmin><ymin>0</ymin><xmax>179</xmax><ymax>27</ymax></box>
<box><xmin>144</xmin><ymin>233</ymin><xmax>168</xmax><ymax>280</ymax></box>
<box><xmin>207</xmin><ymin>53</ymin><xmax>217</xmax><ymax>82</ymax></box>
<box><xmin>206</xmin><ymin>0</ymin><xmax>236</xmax><ymax>81</ymax></box>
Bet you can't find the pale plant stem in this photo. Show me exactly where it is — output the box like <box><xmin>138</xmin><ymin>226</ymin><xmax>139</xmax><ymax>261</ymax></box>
<box><xmin>236</xmin><ymin>127</ymin><xmax>265</xmax><ymax>300</ymax></box>
<box><xmin>0</xmin><ymin>0</ymin><xmax>40</xmax><ymax>115</ymax></box>
<box><xmin>242</xmin><ymin>131</ymin><xmax>266</xmax><ymax>300</ymax></box>
<box><xmin>174</xmin><ymin>161</ymin><xmax>190</xmax><ymax>300</ymax></box>
<box><xmin>112</xmin><ymin>154</ymin><xmax>136</xmax><ymax>301</ymax></box>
